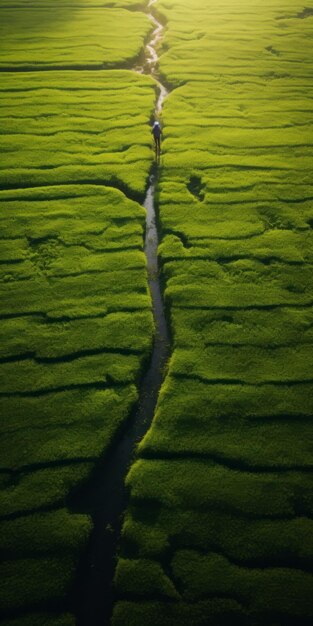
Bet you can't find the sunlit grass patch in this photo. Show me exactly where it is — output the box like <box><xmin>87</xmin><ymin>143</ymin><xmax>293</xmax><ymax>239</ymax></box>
<box><xmin>163</xmin><ymin>258</ymin><xmax>313</xmax><ymax>308</ymax></box>
<box><xmin>0</xmin><ymin>180</ymin><xmax>153</xmax><ymax>613</ymax></box>
<box><xmin>115</xmin><ymin>0</ymin><xmax>313</xmax><ymax>622</ymax></box>
<box><xmin>159</xmin><ymin>229</ymin><xmax>313</xmax><ymax>263</ymax></box>
<box><xmin>171</xmin><ymin>344</ymin><xmax>313</xmax><ymax>384</ymax></box>
<box><xmin>170</xmin><ymin>306</ymin><xmax>313</xmax><ymax>348</ymax></box>
<box><xmin>0</xmin><ymin>63</ymin><xmax>155</xmax><ymax>625</ymax></box>
<box><xmin>0</xmin><ymin>311</ymin><xmax>153</xmax><ymax>360</ymax></box>
<box><xmin>0</xmin><ymin>71</ymin><xmax>155</xmax><ymax>197</ymax></box>
<box><xmin>0</xmin><ymin>4</ymin><xmax>151</xmax><ymax>69</ymax></box>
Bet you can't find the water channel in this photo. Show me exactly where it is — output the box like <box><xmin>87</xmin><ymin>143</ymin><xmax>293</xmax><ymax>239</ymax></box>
<box><xmin>73</xmin><ymin>2</ymin><xmax>170</xmax><ymax>624</ymax></box>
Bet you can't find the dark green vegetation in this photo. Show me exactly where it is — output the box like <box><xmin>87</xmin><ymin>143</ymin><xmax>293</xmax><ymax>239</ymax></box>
<box><xmin>0</xmin><ymin>0</ymin><xmax>157</xmax><ymax>623</ymax></box>
<box><xmin>113</xmin><ymin>1</ymin><xmax>313</xmax><ymax>625</ymax></box>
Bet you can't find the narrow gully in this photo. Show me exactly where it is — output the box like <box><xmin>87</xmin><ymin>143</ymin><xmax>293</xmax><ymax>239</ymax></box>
<box><xmin>71</xmin><ymin>2</ymin><xmax>170</xmax><ymax>625</ymax></box>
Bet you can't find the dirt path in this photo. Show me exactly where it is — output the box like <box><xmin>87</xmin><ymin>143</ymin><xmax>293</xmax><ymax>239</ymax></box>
<box><xmin>72</xmin><ymin>3</ymin><xmax>170</xmax><ymax>625</ymax></box>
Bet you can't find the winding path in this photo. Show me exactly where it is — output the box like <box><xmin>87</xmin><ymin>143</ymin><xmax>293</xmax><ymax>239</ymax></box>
<box><xmin>72</xmin><ymin>3</ymin><xmax>170</xmax><ymax>625</ymax></box>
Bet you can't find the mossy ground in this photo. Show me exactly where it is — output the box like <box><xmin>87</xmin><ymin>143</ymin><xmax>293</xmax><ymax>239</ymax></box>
<box><xmin>113</xmin><ymin>1</ymin><xmax>313</xmax><ymax>625</ymax></box>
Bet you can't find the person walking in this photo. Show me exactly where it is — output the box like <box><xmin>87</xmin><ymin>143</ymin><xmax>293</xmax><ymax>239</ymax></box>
<box><xmin>152</xmin><ymin>120</ymin><xmax>162</xmax><ymax>158</ymax></box>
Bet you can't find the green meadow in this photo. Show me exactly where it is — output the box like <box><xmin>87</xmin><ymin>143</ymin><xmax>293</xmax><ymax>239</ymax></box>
<box><xmin>0</xmin><ymin>0</ymin><xmax>151</xmax><ymax>69</ymax></box>
<box><xmin>113</xmin><ymin>1</ymin><xmax>313</xmax><ymax>625</ymax></box>
<box><xmin>0</xmin><ymin>71</ymin><xmax>155</xmax><ymax>197</ymax></box>
<box><xmin>0</xmin><ymin>0</ymin><xmax>157</xmax><ymax>623</ymax></box>
<box><xmin>1</xmin><ymin>0</ymin><xmax>313</xmax><ymax>624</ymax></box>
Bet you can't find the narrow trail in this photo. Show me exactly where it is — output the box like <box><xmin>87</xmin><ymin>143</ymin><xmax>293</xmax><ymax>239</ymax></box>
<box><xmin>71</xmin><ymin>2</ymin><xmax>170</xmax><ymax>625</ymax></box>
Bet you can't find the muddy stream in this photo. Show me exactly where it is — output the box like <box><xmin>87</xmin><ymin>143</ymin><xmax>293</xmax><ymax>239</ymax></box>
<box><xmin>72</xmin><ymin>2</ymin><xmax>170</xmax><ymax>624</ymax></box>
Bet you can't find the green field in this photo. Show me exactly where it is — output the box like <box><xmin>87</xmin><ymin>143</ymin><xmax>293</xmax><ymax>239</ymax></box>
<box><xmin>1</xmin><ymin>0</ymin><xmax>313</xmax><ymax>624</ymax></box>
<box><xmin>0</xmin><ymin>0</ymin><xmax>151</xmax><ymax>69</ymax></box>
<box><xmin>0</xmin><ymin>0</ymin><xmax>156</xmax><ymax>623</ymax></box>
<box><xmin>113</xmin><ymin>1</ymin><xmax>313</xmax><ymax>625</ymax></box>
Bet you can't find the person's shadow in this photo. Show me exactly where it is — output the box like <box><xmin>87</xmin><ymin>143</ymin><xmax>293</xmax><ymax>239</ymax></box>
<box><xmin>155</xmin><ymin>144</ymin><xmax>160</xmax><ymax>164</ymax></box>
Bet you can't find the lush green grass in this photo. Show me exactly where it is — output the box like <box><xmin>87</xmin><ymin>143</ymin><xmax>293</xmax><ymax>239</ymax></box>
<box><xmin>0</xmin><ymin>3</ymin><xmax>151</xmax><ymax>69</ymax></box>
<box><xmin>0</xmin><ymin>184</ymin><xmax>152</xmax><ymax>615</ymax></box>
<box><xmin>0</xmin><ymin>0</ymin><xmax>157</xmax><ymax>621</ymax></box>
<box><xmin>121</xmin><ymin>504</ymin><xmax>313</xmax><ymax>566</ymax></box>
<box><xmin>1</xmin><ymin>387</ymin><xmax>138</xmax><ymax>468</ymax></box>
<box><xmin>139</xmin><ymin>378</ymin><xmax>313</xmax><ymax>468</ymax></box>
<box><xmin>0</xmin><ymin>72</ymin><xmax>155</xmax><ymax>197</ymax></box>
<box><xmin>0</xmin><ymin>509</ymin><xmax>91</xmax><ymax>557</ymax></box>
<box><xmin>113</xmin><ymin>1</ymin><xmax>313</xmax><ymax>624</ymax></box>
<box><xmin>0</xmin><ymin>465</ymin><xmax>94</xmax><ymax>518</ymax></box>
<box><xmin>0</xmin><ymin>510</ymin><xmax>91</xmax><ymax>615</ymax></box>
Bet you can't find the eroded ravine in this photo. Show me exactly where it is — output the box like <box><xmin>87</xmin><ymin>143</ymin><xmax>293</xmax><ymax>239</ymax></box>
<box><xmin>72</xmin><ymin>2</ymin><xmax>170</xmax><ymax>625</ymax></box>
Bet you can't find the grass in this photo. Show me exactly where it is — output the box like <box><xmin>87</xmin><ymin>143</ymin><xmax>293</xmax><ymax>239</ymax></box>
<box><xmin>0</xmin><ymin>509</ymin><xmax>92</xmax><ymax>558</ymax></box>
<box><xmin>126</xmin><ymin>459</ymin><xmax>313</xmax><ymax>517</ymax></box>
<box><xmin>115</xmin><ymin>557</ymin><xmax>180</xmax><ymax>599</ymax></box>
<box><xmin>0</xmin><ymin>72</ymin><xmax>156</xmax><ymax>198</ymax></box>
<box><xmin>0</xmin><ymin>387</ymin><xmax>138</xmax><ymax>468</ymax></box>
<box><xmin>0</xmin><ymin>465</ymin><xmax>94</xmax><ymax>517</ymax></box>
<box><xmin>0</xmin><ymin>4</ymin><xmax>151</xmax><ymax>69</ymax></box>
<box><xmin>0</xmin><ymin>0</ymin><xmax>157</xmax><ymax>620</ymax></box>
<box><xmin>0</xmin><ymin>510</ymin><xmax>91</xmax><ymax>617</ymax></box>
<box><xmin>0</xmin><ymin>556</ymin><xmax>79</xmax><ymax>612</ymax></box>
<box><xmin>139</xmin><ymin>380</ymin><xmax>313</xmax><ymax>469</ymax></box>
<box><xmin>172</xmin><ymin>550</ymin><xmax>313</xmax><ymax>615</ymax></box>
<box><xmin>121</xmin><ymin>505</ymin><xmax>313</xmax><ymax>567</ymax></box>
<box><xmin>113</xmin><ymin>0</ymin><xmax>313</xmax><ymax>624</ymax></box>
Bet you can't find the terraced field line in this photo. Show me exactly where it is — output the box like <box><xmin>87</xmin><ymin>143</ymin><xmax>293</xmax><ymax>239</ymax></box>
<box><xmin>71</xmin><ymin>3</ymin><xmax>170</xmax><ymax>625</ymax></box>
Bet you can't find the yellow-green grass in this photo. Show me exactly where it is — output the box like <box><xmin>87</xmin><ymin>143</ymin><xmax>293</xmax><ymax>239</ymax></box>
<box><xmin>114</xmin><ymin>0</ymin><xmax>313</xmax><ymax>624</ymax></box>
<box><xmin>158</xmin><ymin>0</ymin><xmax>313</xmax><ymax>85</ymax></box>
<box><xmin>0</xmin><ymin>72</ymin><xmax>156</xmax><ymax>198</ymax></box>
<box><xmin>0</xmin><ymin>9</ymin><xmax>156</xmax><ymax>616</ymax></box>
<box><xmin>0</xmin><ymin>3</ymin><xmax>151</xmax><ymax>69</ymax></box>
<box><xmin>0</xmin><ymin>0</ymin><xmax>148</xmax><ymax>6</ymax></box>
<box><xmin>0</xmin><ymin>184</ymin><xmax>154</xmax><ymax>617</ymax></box>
